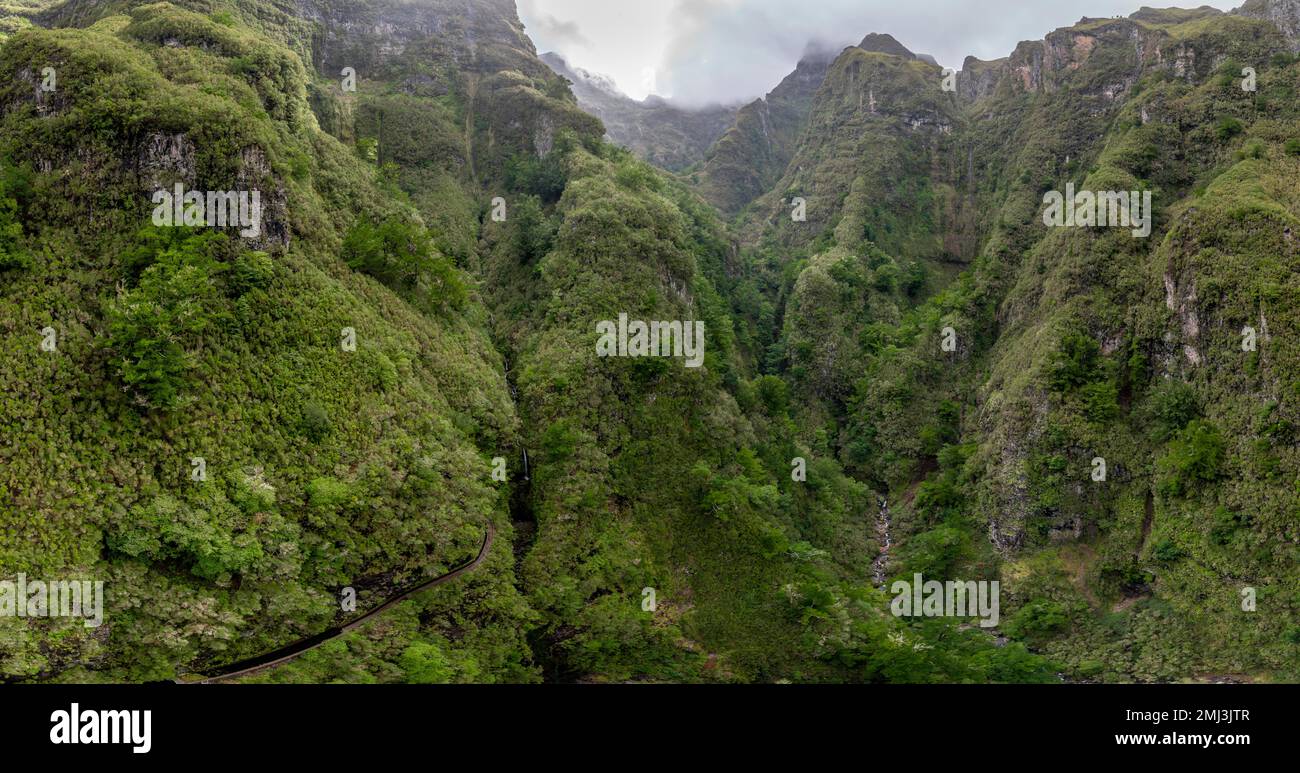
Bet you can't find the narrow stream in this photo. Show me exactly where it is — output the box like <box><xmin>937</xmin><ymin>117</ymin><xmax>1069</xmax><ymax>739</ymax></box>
<box><xmin>510</xmin><ymin>447</ymin><xmax>537</xmax><ymax>566</ymax></box>
<box><xmin>872</xmin><ymin>495</ymin><xmax>892</xmax><ymax>588</ymax></box>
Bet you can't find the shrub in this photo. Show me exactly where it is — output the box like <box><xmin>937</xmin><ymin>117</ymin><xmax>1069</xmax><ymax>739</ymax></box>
<box><xmin>1210</xmin><ymin>507</ymin><xmax>1244</xmax><ymax>545</ymax></box>
<box><xmin>1081</xmin><ymin>381</ymin><xmax>1120</xmax><ymax>423</ymax></box>
<box><xmin>505</xmin><ymin>152</ymin><xmax>567</xmax><ymax>202</ymax></box>
<box><xmin>913</xmin><ymin>476</ymin><xmax>963</xmax><ymax>521</ymax></box>
<box><xmin>369</xmin><ymin>351</ymin><xmax>399</xmax><ymax>392</ymax></box>
<box><xmin>1215</xmin><ymin>117</ymin><xmax>1244</xmax><ymax>141</ymax></box>
<box><xmin>307</xmin><ymin>476</ymin><xmax>351</xmax><ymax>509</ymax></box>
<box><xmin>872</xmin><ymin>261</ymin><xmax>899</xmax><ymax>293</ymax></box>
<box><xmin>897</xmin><ymin>525</ymin><xmax>967</xmax><ymax>578</ymax></box>
<box><xmin>1153</xmin><ymin>538</ymin><xmax>1185</xmax><ymax>563</ymax></box>
<box><xmin>0</xmin><ymin>186</ymin><xmax>26</xmax><ymax>271</ymax></box>
<box><xmin>400</xmin><ymin>641</ymin><xmax>454</xmax><ymax>684</ymax></box>
<box><xmin>300</xmin><ymin>401</ymin><xmax>332</xmax><ymax>441</ymax></box>
<box><xmin>1158</xmin><ymin>420</ymin><xmax>1225</xmax><ymax>497</ymax></box>
<box><xmin>111</xmin><ymin>494</ymin><xmax>264</xmax><ymax>581</ymax></box>
<box><xmin>230</xmin><ymin>250</ymin><xmax>274</xmax><ymax>294</ymax></box>
<box><xmin>902</xmin><ymin>261</ymin><xmax>927</xmax><ymax>297</ymax></box>
<box><xmin>613</xmin><ymin>161</ymin><xmax>662</xmax><ymax>193</ymax></box>
<box><xmin>1046</xmin><ymin>333</ymin><xmax>1101</xmax><ymax>392</ymax></box>
<box><xmin>342</xmin><ymin>215</ymin><xmax>466</xmax><ymax>311</ymax></box>
<box><xmin>1144</xmin><ymin>380</ymin><xmax>1199</xmax><ymax>442</ymax></box>
<box><xmin>1239</xmin><ymin>139</ymin><xmax>1266</xmax><ymax>160</ymax></box>
<box><xmin>1004</xmin><ymin>599</ymin><xmax>1068</xmax><ymax>642</ymax></box>
<box><xmin>106</xmin><ymin>237</ymin><xmax>222</xmax><ymax>409</ymax></box>
<box><xmin>511</xmin><ymin>196</ymin><xmax>555</xmax><ymax>263</ymax></box>
<box><xmin>754</xmin><ymin>375</ymin><xmax>790</xmax><ymax>416</ymax></box>
<box><xmin>356</xmin><ymin>137</ymin><xmax>378</xmax><ymax>163</ymax></box>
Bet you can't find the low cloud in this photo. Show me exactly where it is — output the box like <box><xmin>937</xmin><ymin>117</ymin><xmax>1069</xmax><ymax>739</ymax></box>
<box><xmin>519</xmin><ymin>0</ymin><xmax>591</xmax><ymax>50</ymax></box>
<box><xmin>657</xmin><ymin>0</ymin><xmax>1239</xmax><ymax>107</ymax></box>
<box><xmin>534</xmin><ymin>15</ymin><xmax>590</xmax><ymax>49</ymax></box>
<box><xmin>523</xmin><ymin>0</ymin><xmax>1241</xmax><ymax>107</ymax></box>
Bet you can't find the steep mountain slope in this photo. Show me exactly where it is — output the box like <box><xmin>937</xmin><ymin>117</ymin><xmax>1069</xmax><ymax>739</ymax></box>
<box><xmin>712</xmin><ymin>33</ymin><xmax>979</xmax><ymax>425</ymax></box>
<box><xmin>0</xmin><ymin>2</ymin><xmax>40</xmax><ymax>41</ymax></box>
<box><xmin>540</xmin><ymin>52</ymin><xmax>737</xmax><ymax>172</ymax></box>
<box><xmin>693</xmin><ymin>33</ymin><xmax>943</xmax><ymax>220</ymax></box>
<box><xmin>947</xmin><ymin>6</ymin><xmax>1300</xmax><ymax>679</ymax></box>
<box><xmin>735</xmin><ymin>3</ymin><xmax>1300</xmax><ymax>680</ymax></box>
<box><xmin>692</xmin><ymin>43</ymin><xmax>842</xmax><ymax>216</ymax></box>
<box><xmin>8</xmin><ymin>0</ymin><xmax>1299</xmax><ymax>685</ymax></box>
<box><xmin>0</xmin><ymin>0</ymin><xmax>537</xmax><ymax>682</ymax></box>
<box><xmin>1238</xmin><ymin>0</ymin><xmax>1300</xmax><ymax>46</ymax></box>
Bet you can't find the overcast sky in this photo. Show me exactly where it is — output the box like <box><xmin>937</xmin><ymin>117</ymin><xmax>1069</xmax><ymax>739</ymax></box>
<box><xmin>518</xmin><ymin>0</ymin><xmax>1242</xmax><ymax>107</ymax></box>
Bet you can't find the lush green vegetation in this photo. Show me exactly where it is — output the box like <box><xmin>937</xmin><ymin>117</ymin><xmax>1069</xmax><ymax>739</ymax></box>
<box><xmin>721</xmin><ymin>6</ymin><xmax>1300</xmax><ymax>682</ymax></box>
<box><xmin>4</xmin><ymin>0</ymin><xmax>1300</xmax><ymax>684</ymax></box>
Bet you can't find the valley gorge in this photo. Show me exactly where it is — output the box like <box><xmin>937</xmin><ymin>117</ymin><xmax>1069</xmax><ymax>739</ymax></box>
<box><xmin>2</xmin><ymin>0</ymin><xmax>1300</xmax><ymax>686</ymax></box>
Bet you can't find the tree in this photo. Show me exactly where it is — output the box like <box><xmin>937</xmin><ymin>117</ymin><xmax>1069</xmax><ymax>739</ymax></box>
<box><xmin>511</xmin><ymin>196</ymin><xmax>555</xmax><ymax>263</ymax></box>
<box><xmin>399</xmin><ymin>641</ymin><xmax>454</xmax><ymax>684</ymax></box>
<box><xmin>1081</xmin><ymin>381</ymin><xmax>1120</xmax><ymax>423</ymax></box>
<box><xmin>504</xmin><ymin>152</ymin><xmax>567</xmax><ymax>203</ymax></box>
<box><xmin>1158</xmin><ymin>420</ymin><xmax>1225</xmax><ymax>497</ymax></box>
<box><xmin>106</xmin><ymin>233</ymin><xmax>223</xmax><ymax>409</ymax></box>
<box><xmin>1144</xmin><ymin>380</ymin><xmax>1199</xmax><ymax>442</ymax></box>
<box><xmin>1046</xmin><ymin>333</ymin><xmax>1101</xmax><ymax>392</ymax></box>
<box><xmin>0</xmin><ymin>164</ymin><xmax>31</xmax><ymax>270</ymax></box>
<box><xmin>1004</xmin><ymin>599</ymin><xmax>1068</xmax><ymax>643</ymax></box>
<box><xmin>342</xmin><ymin>215</ymin><xmax>466</xmax><ymax>312</ymax></box>
<box><xmin>0</xmin><ymin>174</ymin><xmax>27</xmax><ymax>271</ymax></box>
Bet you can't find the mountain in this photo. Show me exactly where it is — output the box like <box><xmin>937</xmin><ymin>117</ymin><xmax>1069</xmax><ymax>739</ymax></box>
<box><xmin>3</xmin><ymin>0</ymin><xmax>1040</xmax><ymax>685</ymax></box>
<box><xmin>857</xmin><ymin>32</ymin><xmax>918</xmax><ymax>59</ymax></box>
<box><xmin>5</xmin><ymin>0</ymin><xmax>1300</xmax><ymax>685</ymax></box>
<box><xmin>693</xmin><ymin>33</ymin><xmax>935</xmax><ymax>218</ymax></box>
<box><xmin>540</xmin><ymin>52</ymin><xmax>737</xmax><ymax>172</ymax></box>
<box><xmin>693</xmin><ymin>44</ymin><xmax>841</xmax><ymax>216</ymax></box>
<box><xmin>0</xmin><ymin>0</ymin><xmax>555</xmax><ymax>682</ymax></box>
<box><xmin>734</xmin><ymin>2</ymin><xmax>1300</xmax><ymax>680</ymax></box>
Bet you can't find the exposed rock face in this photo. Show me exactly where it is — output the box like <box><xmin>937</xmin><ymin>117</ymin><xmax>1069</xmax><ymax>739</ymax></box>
<box><xmin>128</xmin><ymin>136</ymin><xmax>290</xmax><ymax>250</ymax></box>
<box><xmin>1236</xmin><ymin>0</ymin><xmax>1300</xmax><ymax>50</ymax></box>
<box><xmin>289</xmin><ymin>0</ymin><xmax>603</xmax><ymax>162</ymax></box>
<box><xmin>295</xmin><ymin>0</ymin><xmax>548</xmax><ymax>82</ymax></box>
<box><xmin>957</xmin><ymin>56</ymin><xmax>1007</xmax><ymax>102</ymax></box>
<box><xmin>540</xmin><ymin>52</ymin><xmax>737</xmax><ymax>172</ymax></box>
<box><xmin>954</xmin><ymin>8</ymin><xmax>1293</xmax><ymax>104</ymax></box>
<box><xmin>998</xmin><ymin>20</ymin><xmax>1168</xmax><ymax>95</ymax></box>
<box><xmin>1164</xmin><ymin>268</ymin><xmax>1203</xmax><ymax>367</ymax></box>
<box><xmin>44</xmin><ymin>0</ymin><xmax>552</xmax><ymax>81</ymax></box>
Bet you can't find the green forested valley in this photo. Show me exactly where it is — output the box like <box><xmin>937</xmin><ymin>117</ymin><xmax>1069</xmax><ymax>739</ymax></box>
<box><xmin>2</xmin><ymin>0</ymin><xmax>1299</xmax><ymax>684</ymax></box>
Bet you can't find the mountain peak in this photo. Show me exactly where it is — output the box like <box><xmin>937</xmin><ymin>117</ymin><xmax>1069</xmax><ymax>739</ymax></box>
<box><xmin>857</xmin><ymin>32</ymin><xmax>916</xmax><ymax>59</ymax></box>
<box><xmin>797</xmin><ymin>39</ymin><xmax>845</xmax><ymax>65</ymax></box>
